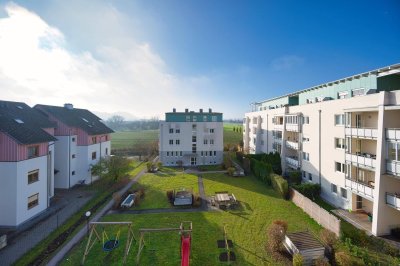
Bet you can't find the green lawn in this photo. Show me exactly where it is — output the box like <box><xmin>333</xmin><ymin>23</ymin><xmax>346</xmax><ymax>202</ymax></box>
<box><xmin>130</xmin><ymin>170</ymin><xmax>199</xmax><ymax>209</ymax></box>
<box><xmin>223</xmin><ymin>123</ymin><xmax>243</xmax><ymax>146</ymax></box>
<box><xmin>61</xmin><ymin>173</ymin><xmax>322</xmax><ymax>266</ymax></box>
<box><xmin>111</xmin><ymin>130</ymin><xmax>159</xmax><ymax>149</ymax></box>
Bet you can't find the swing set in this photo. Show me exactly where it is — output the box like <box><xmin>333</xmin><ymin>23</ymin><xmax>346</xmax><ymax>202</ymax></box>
<box><xmin>81</xmin><ymin>221</ymin><xmax>136</xmax><ymax>265</ymax></box>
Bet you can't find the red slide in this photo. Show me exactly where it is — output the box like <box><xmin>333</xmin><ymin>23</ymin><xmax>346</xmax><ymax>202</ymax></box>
<box><xmin>181</xmin><ymin>235</ymin><xmax>191</xmax><ymax>266</ymax></box>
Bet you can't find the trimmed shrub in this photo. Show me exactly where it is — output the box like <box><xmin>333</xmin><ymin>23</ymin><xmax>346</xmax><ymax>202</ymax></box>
<box><xmin>293</xmin><ymin>253</ymin><xmax>304</xmax><ymax>266</ymax></box>
<box><xmin>271</xmin><ymin>174</ymin><xmax>289</xmax><ymax>199</ymax></box>
<box><xmin>293</xmin><ymin>183</ymin><xmax>321</xmax><ymax>200</ymax></box>
<box><xmin>227</xmin><ymin>167</ymin><xmax>235</xmax><ymax>176</ymax></box>
<box><xmin>288</xmin><ymin>170</ymin><xmax>302</xmax><ymax>185</ymax></box>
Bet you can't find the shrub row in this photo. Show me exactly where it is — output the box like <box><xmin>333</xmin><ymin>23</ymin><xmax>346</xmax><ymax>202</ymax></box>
<box><xmin>293</xmin><ymin>183</ymin><xmax>321</xmax><ymax>200</ymax></box>
<box><xmin>250</xmin><ymin>158</ymin><xmax>272</xmax><ymax>185</ymax></box>
<box><xmin>246</xmin><ymin>152</ymin><xmax>282</xmax><ymax>175</ymax></box>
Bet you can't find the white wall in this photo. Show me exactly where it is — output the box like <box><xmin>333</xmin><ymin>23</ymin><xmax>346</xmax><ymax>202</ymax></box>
<box><xmin>53</xmin><ymin>135</ymin><xmax>77</xmax><ymax>189</ymax></box>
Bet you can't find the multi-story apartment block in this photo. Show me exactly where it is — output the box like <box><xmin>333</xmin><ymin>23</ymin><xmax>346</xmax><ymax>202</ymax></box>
<box><xmin>0</xmin><ymin>101</ymin><xmax>56</xmax><ymax>228</ymax></box>
<box><xmin>159</xmin><ymin>108</ymin><xmax>223</xmax><ymax>166</ymax></box>
<box><xmin>244</xmin><ymin>64</ymin><xmax>400</xmax><ymax>236</ymax></box>
<box><xmin>35</xmin><ymin>104</ymin><xmax>113</xmax><ymax>188</ymax></box>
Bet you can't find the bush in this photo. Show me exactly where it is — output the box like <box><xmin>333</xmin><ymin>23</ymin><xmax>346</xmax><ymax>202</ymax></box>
<box><xmin>192</xmin><ymin>194</ymin><xmax>202</xmax><ymax>207</ymax></box>
<box><xmin>223</xmin><ymin>154</ymin><xmax>233</xmax><ymax>169</ymax></box>
<box><xmin>288</xmin><ymin>171</ymin><xmax>302</xmax><ymax>185</ymax></box>
<box><xmin>293</xmin><ymin>253</ymin><xmax>304</xmax><ymax>266</ymax></box>
<box><xmin>227</xmin><ymin>167</ymin><xmax>235</xmax><ymax>176</ymax></box>
<box><xmin>335</xmin><ymin>251</ymin><xmax>352</xmax><ymax>266</ymax></box>
<box><xmin>293</xmin><ymin>183</ymin><xmax>321</xmax><ymax>200</ymax></box>
<box><xmin>266</xmin><ymin>220</ymin><xmax>288</xmax><ymax>254</ymax></box>
<box><xmin>166</xmin><ymin>190</ymin><xmax>174</xmax><ymax>203</ymax></box>
<box><xmin>250</xmin><ymin>159</ymin><xmax>273</xmax><ymax>185</ymax></box>
<box><xmin>271</xmin><ymin>174</ymin><xmax>289</xmax><ymax>199</ymax></box>
<box><xmin>320</xmin><ymin>229</ymin><xmax>337</xmax><ymax>248</ymax></box>
<box><xmin>314</xmin><ymin>257</ymin><xmax>329</xmax><ymax>266</ymax></box>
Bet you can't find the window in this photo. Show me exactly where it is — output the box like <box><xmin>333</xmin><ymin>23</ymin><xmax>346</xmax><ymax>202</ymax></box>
<box><xmin>204</xmin><ymin>139</ymin><xmax>208</xmax><ymax>145</ymax></box>
<box><xmin>169</xmin><ymin>128</ymin><xmax>174</xmax><ymax>133</ymax></box>
<box><xmin>331</xmin><ymin>184</ymin><xmax>337</xmax><ymax>194</ymax></box>
<box><xmin>176</xmin><ymin>139</ymin><xmax>180</xmax><ymax>145</ymax></box>
<box><xmin>28</xmin><ymin>170</ymin><xmax>39</xmax><ymax>184</ymax></box>
<box><xmin>105</xmin><ymin>148</ymin><xmax>108</xmax><ymax>155</ymax></box>
<box><xmin>335</xmin><ymin>162</ymin><xmax>346</xmax><ymax>173</ymax></box>
<box><xmin>192</xmin><ymin>136</ymin><xmax>197</xmax><ymax>142</ymax></box>
<box><xmin>209</xmin><ymin>151</ymin><xmax>212</xmax><ymax>156</ymax></box>
<box><xmin>303</xmin><ymin>137</ymin><xmax>310</xmax><ymax>142</ymax></box>
<box><xmin>175</xmin><ymin>151</ymin><xmax>178</xmax><ymax>156</ymax></box>
<box><xmin>72</xmin><ymin>154</ymin><xmax>76</xmax><ymax>159</ymax></box>
<box><xmin>176</xmin><ymin>129</ymin><xmax>180</xmax><ymax>133</ymax></box>
<box><xmin>212</xmin><ymin>116</ymin><xmax>217</xmax><ymax>122</ymax></box>
<box><xmin>308</xmin><ymin>173</ymin><xmax>312</xmax><ymax>181</ymax></box>
<box><xmin>28</xmin><ymin>146</ymin><xmax>39</xmax><ymax>158</ymax></box>
<box><xmin>335</xmin><ymin>138</ymin><xmax>346</xmax><ymax>149</ymax></box>
<box><xmin>72</xmin><ymin>137</ymin><xmax>76</xmax><ymax>142</ymax></box>
<box><xmin>92</xmin><ymin>152</ymin><xmax>96</xmax><ymax>160</ymax></box>
<box><xmin>201</xmin><ymin>151</ymin><xmax>204</xmax><ymax>156</ymax></box>
<box><xmin>203</xmin><ymin>116</ymin><xmax>208</xmax><ymax>122</ymax></box>
<box><xmin>167</xmin><ymin>151</ymin><xmax>169</xmax><ymax>156</ymax></box>
<box><xmin>253</xmin><ymin>138</ymin><xmax>256</xmax><ymax>144</ymax></box>
<box><xmin>186</xmin><ymin>115</ymin><xmax>190</xmax><ymax>122</ymax></box>
<box><xmin>388</xmin><ymin>142</ymin><xmax>399</xmax><ymax>161</ymax></box>
<box><xmin>341</xmin><ymin>187</ymin><xmax>347</xmax><ymax>199</ymax></box>
<box><xmin>192</xmin><ymin>144</ymin><xmax>196</xmax><ymax>153</ymax></box>
<box><xmin>352</xmin><ymin>88</ymin><xmax>365</xmax><ymax>97</ymax></box>
<box><xmin>301</xmin><ymin>116</ymin><xmax>309</xmax><ymax>124</ymax></box>
<box><xmin>302</xmin><ymin>152</ymin><xmax>309</xmax><ymax>161</ymax></box>
<box><xmin>210</xmin><ymin>128</ymin><xmax>214</xmax><ymax>133</ymax></box>
<box><xmin>338</xmin><ymin>91</ymin><xmax>348</xmax><ymax>99</ymax></box>
<box><xmin>261</xmin><ymin>140</ymin><xmax>264</xmax><ymax>145</ymax></box>
<box><xmin>306</xmin><ymin>98</ymin><xmax>314</xmax><ymax>104</ymax></box>
<box><xmin>302</xmin><ymin>171</ymin><xmax>306</xmax><ymax>179</ymax></box>
<box><xmin>28</xmin><ymin>193</ymin><xmax>39</xmax><ymax>209</ymax></box>
<box><xmin>169</xmin><ymin>139</ymin><xmax>174</xmax><ymax>145</ymax></box>
<box><xmin>72</xmin><ymin>171</ymin><xmax>75</xmax><ymax>175</ymax></box>
<box><xmin>214</xmin><ymin>151</ymin><xmax>216</xmax><ymax>156</ymax></box>
<box><xmin>334</xmin><ymin>114</ymin><xmax>345</xmax><ymax>126</ymax></box>
<box><xmin>192</xmin><ymin>116</ymin><xmax>197</xmax><ymax>122</ymax></box>
<box><xmin>180</xmin><ymin>151</ymin><xmax>182</xmax><ymax>156</ymax></box>
<box><xmin>92</xmin><ymin>137</ymin><xmax>97</xmax><ymax>144</ymax></box>
<box><xmin>210</xmin><ymin>139</ymin><xmax>214</xmax><ymax>145</ymax></box>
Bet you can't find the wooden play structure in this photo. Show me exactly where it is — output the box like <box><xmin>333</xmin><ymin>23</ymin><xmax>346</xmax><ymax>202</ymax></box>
<box><xmin>81</xmin><ymin>221</ymin><xmax>136</xmax><ymax>265</ymax></box>
<box><xmin>136</xmin><ymin>221</ymin><xmax>192</xmax><ymax>265</ymax></box>
<box><xmin>217</xmin><ymin>225</ymin><xmax>236</xmax><ymax>262</ymax></box>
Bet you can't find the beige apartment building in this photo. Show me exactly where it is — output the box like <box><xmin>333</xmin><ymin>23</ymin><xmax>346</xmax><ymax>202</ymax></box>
<box><xmin>243</xmin><ymin>64</ymin><xmax>400</xmax><ymax>236</ymax></box>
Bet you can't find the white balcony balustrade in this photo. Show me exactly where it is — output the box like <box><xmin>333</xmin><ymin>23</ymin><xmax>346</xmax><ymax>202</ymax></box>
<box><xmin>286</xmin><ymin>157</ymin><xmax>299</xmax><ymax>169</ymax></box>
<box><xmin>345</xmin><ymin>178</ymin><xmax>374</xmax><ymax>199</ymax></box>
<box><xmin>386</xmin><ymin>160</ymin><xmax>400</xmax><ymax>177</ymax></box>
<box><xmin>345</xmin><ymin>153</ymin><xmax>376</xmax><ymax>169</ymax></box>
<box><xmin>386</xmin><ymin>193</ymin><xmax>400</xmax><ymax>210</ymax></box>
<box><xmin>285</xmin><ymin>140</ymin><xmax>299</xmax><ymax>150</ymax></box>
<box><xmin>286</xmin><ymin>124</ymin><xmax>300</xmax><ymax>132</ymax></box>
<box><xmin>274</xmin><ymin>124</ymin><xmax>284</xmax><ymax>131</ymax></box>
<box><xmin>345</xmin><ymin>127</ymin><xmax>378</xmax><ymax>139</ymax></box>
<box><xmin>386</xmin><ymin>128</ymin><xmax>400</xmax><ymax>141</ymax></box>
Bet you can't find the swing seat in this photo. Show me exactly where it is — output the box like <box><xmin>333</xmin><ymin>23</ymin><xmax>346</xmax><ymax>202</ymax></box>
<box><xmin>103</xmin><ymin>239</ymin><xmax>120</xmax><ymax>251</ymax></box>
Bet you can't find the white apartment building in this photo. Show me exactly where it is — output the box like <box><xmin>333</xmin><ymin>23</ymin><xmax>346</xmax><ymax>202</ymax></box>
<box><xmin>0</xmin><ymin>101</ymin><xmax>56</xmax><ymax>228</ymax></box>
<box><xmin>244</xmin><ymin>64</ymin><xmax>400</xmax><ymax>236</ymax></box>
<box><xmin>35</xmin><ymin>104</ymin><xmax>113</xmax><ymax>188</ymax></box>
<box><xmin>159</xmin><ymin>108</ymin><xmax>223</xmax><ymax>166</ymax></box>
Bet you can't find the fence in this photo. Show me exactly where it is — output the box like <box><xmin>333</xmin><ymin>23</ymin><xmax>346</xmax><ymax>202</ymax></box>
<box><xmin>291</xmin><ymin>189</ymin><xmax>341</xmax><ymax>237</ymax></box>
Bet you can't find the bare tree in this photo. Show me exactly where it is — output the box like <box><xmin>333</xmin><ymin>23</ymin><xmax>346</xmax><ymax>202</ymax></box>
<box><xmin>106</xmin><ymin>115</ymin><xmax>125</xmax><ymax>130</ymax></box>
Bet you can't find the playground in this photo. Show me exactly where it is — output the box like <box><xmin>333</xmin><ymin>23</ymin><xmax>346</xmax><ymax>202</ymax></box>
<box><xmin>61</xmin><ymin>173</ymin><xmax>323</xmax><ymax>265</ymax></box>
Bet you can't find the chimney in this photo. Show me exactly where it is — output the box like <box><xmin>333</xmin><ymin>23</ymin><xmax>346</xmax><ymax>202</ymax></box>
<box><xmin>185</xmin><ymin>108</ymin><xmax>189</xmax><ymax>113</ymax></box>
<box><xmin>209</xmin><ymin>108</ymin><xmax>212</xmax><ymax>113</ymax></box>
<box><xmin>173</xmin><ymin>108</ymin><xmax>176</xmax><ymax>113</ymax></box>
<box><xmin>199</xmin><ymin>109</ymin><xmax>203</xmax><ymax>113</ymax></box>
<box><xmin>64</xmin><ymin>103</ymin><xmax>73</xmax><ymax>110</ymax></box>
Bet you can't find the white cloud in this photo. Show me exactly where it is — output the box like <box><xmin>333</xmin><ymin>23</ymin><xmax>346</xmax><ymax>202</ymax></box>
<box><xmin>0</xmin><ymin>2</ymin><xmax>225</xmax><ymax>119</ymax></box>
<box><xmin>271</xmin><ymin>55</ymin><xmax>304</xmax><ymax>71</ymax></box>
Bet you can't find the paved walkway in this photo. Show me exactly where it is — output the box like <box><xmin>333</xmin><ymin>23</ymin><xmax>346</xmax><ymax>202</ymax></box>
<box><xmin>47</xmin><ymin>156</ymin><xmax>158</xmax><ymax>266</ymax></box>
<box><xmin>0</xmin><ymin>187</ymin><xmax>95</xmax><ymax>266</ymax></box>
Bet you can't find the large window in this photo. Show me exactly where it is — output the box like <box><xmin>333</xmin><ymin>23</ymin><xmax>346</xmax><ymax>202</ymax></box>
<box><xmin>28</xmin><ymin>193</ymin><xmax>39</xmax><ymax>209</ymax></box>
<box><xmin>352</xmin><ymin>88</ymin><xmax>365</xmax><ymax>97</ymax></box>
<box><xmin>341</xmin><ymin>187</ymin><xmax>347</xmax><ymax>199</ymax></box>
<box><xmin>176</xmin><ymin>139</ymin><xmax>180</xmax><ymax>145</ymax></box>
<box><xmin>302</xmin><ymin>152</ymin><xmax>309</xmax><ymax>161</ymax></box>
<box><xmin>28</xmin><ymin>170</ymin><xmax>39</xmax><ymax>184</ymax></box>
<box><xmin>169</xmin><ymin>139</ymin><xmax>174</xmax><ymax>145</ymax></box>
<box><xmin>210</xmin><ymin>128</ymin><xmax>214</xmax><ymax>133</ymax></box>
<box><xmin>335</xmin><ymin>138</ymin><xmax>346</xmax><ymax>149</ymax></box>
<box><xmin>192</xmin><ymin>144</ymin><xmax>196</xmax><ymax>153</ymax></box>
<box><xmin>169</xmin><ymin>128</ymin><xmax>174</xmax><ymax>133</ymax></box>
<box><xmin>335</xmin><ymin>162</ymin><xmax>346</xmax><ymax>173</ymax></box>
<box><xmin>388</xmin><ymin>142</ymin><xmax>399</xmax><ymax>161</ymax></box>
<box><xmin>335</xmin><ymin>114</ymin><xmax>345</xmax><ymax>126</ymax></box>
<box><xmin>28</xmin><ymin>146</ymin><xmax>39</xmax><ymax>159</ymax></box>
<box><xmin>210</xmin><ymin>139</ymin><xmax>214</xmax><ymax>145</ymax></box>
<box><xmin>192</xmin><ymin>136</ymin><xmax>197</xmax><ymax>142</ymax></box>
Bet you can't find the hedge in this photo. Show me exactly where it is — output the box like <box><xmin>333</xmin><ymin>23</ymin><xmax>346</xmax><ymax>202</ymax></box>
<box><xmin>250</xmin><ymin>158</ymin><xmax>272</xmax><ymax>185</ymax></box>
<box><xmin>293</xmin><ymin>183</ymin><xmax>321</xmax><ymax>200</ymax></box>
<box><xmin>271</xmin><ymin>174</ymin><xmax>289</xmax><ymax>199</ymax></box>
<box><xmin>246</xmin><ymin>152</ymin><xmax>282</xmax><ymax>175</ymax></box>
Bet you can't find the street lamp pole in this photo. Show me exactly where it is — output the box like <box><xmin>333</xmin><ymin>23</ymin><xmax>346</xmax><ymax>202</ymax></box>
<box><xmin>85</xmin><ymin>211</ymin><xmax>91</xmax><ymax>236</ymax></box>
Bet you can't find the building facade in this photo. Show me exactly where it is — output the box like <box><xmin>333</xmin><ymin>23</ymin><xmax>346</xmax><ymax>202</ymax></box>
<box><xmin>159</xmin><ymin>108</ymin><xmax>223</xmax><ymax>166</ymax></box>
<box><xmin>0</xmin><ymin>101</ymin><xmax>56</xmax><ymax>228</ymax></box>
<box><xmin>243</xmin><ymin>64</ymin><xmax>400</xmax><ymax>236</ymax></box>
<box><xmin>35</xmin><ymin>104</ymin><xmax>113</xmax><ymax>188</ymax></box>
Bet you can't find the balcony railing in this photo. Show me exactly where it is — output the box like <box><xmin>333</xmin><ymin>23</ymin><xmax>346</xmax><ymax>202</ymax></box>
<box><xmin>386</xmin><ymin>193</ymin><xmax>400</xmax><ymax>210</ymax></box>
<box><xmin>274</xmin><ymin>124</ymin><xmax>284</xmax><ymax>131</ymax></box>
<box><xmin>285</xmin><ymin>140</ymin><xmax>299</xmax><ymax>150</ymax></box>
<box><xmin>386</xmin><ymin>160</ymin><xmax>400</xmax><ymax>177</ymax></box>
<box><xmin>286</xmin><ymin>124</ymin><xmax>300</xmax><ymax>132</ymax></box>
<box><xmin>345</xmin><ymin>178</ymin><xmax>374</xmax><ymax>199</ymax></box>
<box><xmin>345</xmin><ymin>153</ymin><xmax>376</xmax><ymax>169</ymax></box>
<box><xmin>345</xmin><ymin>127</ymin><xmax>378</xmax><ymax>139</ymax></box>
<box><xmin>286</xmin><ymin>157</ymin><xmax>299</xmax><ymax>169</ymax></box>
<box><xmin>386</xmin><ymin>128</ymin><xmax>400</xmax><ymax>141</ymax></box>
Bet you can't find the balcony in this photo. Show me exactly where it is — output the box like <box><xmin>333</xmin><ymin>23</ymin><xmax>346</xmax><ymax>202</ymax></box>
<box><xmin>286</xmin><ymin>156</ymin><xmax>300</xmax><ymax>169</ymax></box>
<box><xmin>286</xmin><ymin>124</ymin><xmax>300</xmax><ymax>132</ymax></box>
<box><xmin>345</xmin><ymin>153</ymin><xmax>376</xmax><ymax>169</ymax></box>
<box><xmin>345</xmin><ymin>127</ymin><xmax>378</xmax><ymax>139</ymax></box>
<box><xmin>386</xmin><ymin>193</ymin><xmax>400</xmax><ymax>210</ymax></box>
<box><xmin>274</xmin><ymin>124</ymin><xmax>284</xmax><ymax>131</ymax></box>
<box><xmin>386</xmin><ymin>160</ymin><xmax>400</xmax><ymax>177</ymax></box>
<box><xmin>285</xmin><ymin>140</ymin><xmax>299</xmax><ymax>150</ymax></box>
<box><xmin>386</xmin><ymin>128</ymin><xmax>400</xmax><ymax>141</ymax></box>
<box><xmin>345</xmin><ymin>178</ymin><xmax>374</xmax><ymax>199</ymax></box>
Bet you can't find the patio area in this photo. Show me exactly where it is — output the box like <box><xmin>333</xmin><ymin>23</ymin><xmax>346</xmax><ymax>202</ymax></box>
<box><xmin>332</xmin><ymin>209</ymin><xmax>372</xmax><ymax>235</ymax></box>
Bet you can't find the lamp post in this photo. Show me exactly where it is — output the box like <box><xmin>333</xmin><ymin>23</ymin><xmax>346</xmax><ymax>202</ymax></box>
<box><xmin>85</xmin><ymin>211</ymin><xmax>91</xmax><ymax>236</ymax></box>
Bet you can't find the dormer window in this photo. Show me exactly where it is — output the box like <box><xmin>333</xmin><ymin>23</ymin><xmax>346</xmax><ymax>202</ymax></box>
<box><xmin>16</xmin><ymin>106</ymin><xmax>23</xmax><ymax>109</ymax></box>
<box><xmin>14</xmin><ymin>119</ymin><xmax>24</xmax><ymax>124</ymax></box>
<box><xmin>92</xmin><ymin>137</ymin><xmax>97</xmax><ymax>144</ymax></box>
<box><xmin>82</xmin><ymin>117</ymin><xmax>89</xmax><ymax>123</ymax></box>
<box><xmin>28</xmin><ymin>146</ymin><xmax>39</xmax><ymax>158</ymax></box>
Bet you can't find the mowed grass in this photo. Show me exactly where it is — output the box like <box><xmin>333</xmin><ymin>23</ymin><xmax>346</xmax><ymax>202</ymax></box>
<box><xmin>111</xmin><ymin>130</ymin><xmax>159</xmax><ymax>149</ymax></box>
<box><xmin>61</xmin><ymin>174</ymin><xmax>322</xmax><ymax>266</ymax></box>
<box><xmin>131</xmin><ymin>170</ymin><xmax>199</xmax><ymax>209</ymax></box>
<box><xmin>111</xmin><ymin>123</ymin><xmax>243</xmax><ymax>150</ymax></box>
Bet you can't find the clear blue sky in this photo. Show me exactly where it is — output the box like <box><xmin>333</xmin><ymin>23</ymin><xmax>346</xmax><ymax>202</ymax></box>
<box><xmin>0</xmin><ymin>0</ymin><xmax>399</xmax><ymax>119</ymax></box>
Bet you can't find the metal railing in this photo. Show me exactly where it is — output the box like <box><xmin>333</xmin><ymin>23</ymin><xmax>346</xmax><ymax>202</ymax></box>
<box><xmin>285</xmin><ymin>157</ymin><xmax>299</xmax><ymax>168</ymax></box>
<box><xmin>345</xmin><ymin>127</ymin><xmax>378</xmax><ymax>139</ymax></box>
<box><xmin>285</xmin><ymin>140</ymin><xmax>299</xmax><ymax>150</ymax></box>
<box><xmin>345</xmin><ymin>153</ymin><xmax>376</xmax><ymax>169</ymax></box>
<box><xmin>386</xmin><ymin>192</ymin><xmax>400</xmax><ymax>210</ymax></box>
<box><xmin>386</xmin><ymin>128</ymin><xmax>400</xmax><ymax>140</ymax></box>
<box><xmin>345</xmin><ymin>178</ymin><xmax>374</xmax><ymax>199</ymax></box>
<box><xmin>386</xmin><ymin>160</ymin><xmax>400</xmax><ymax>177</ymax></box>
